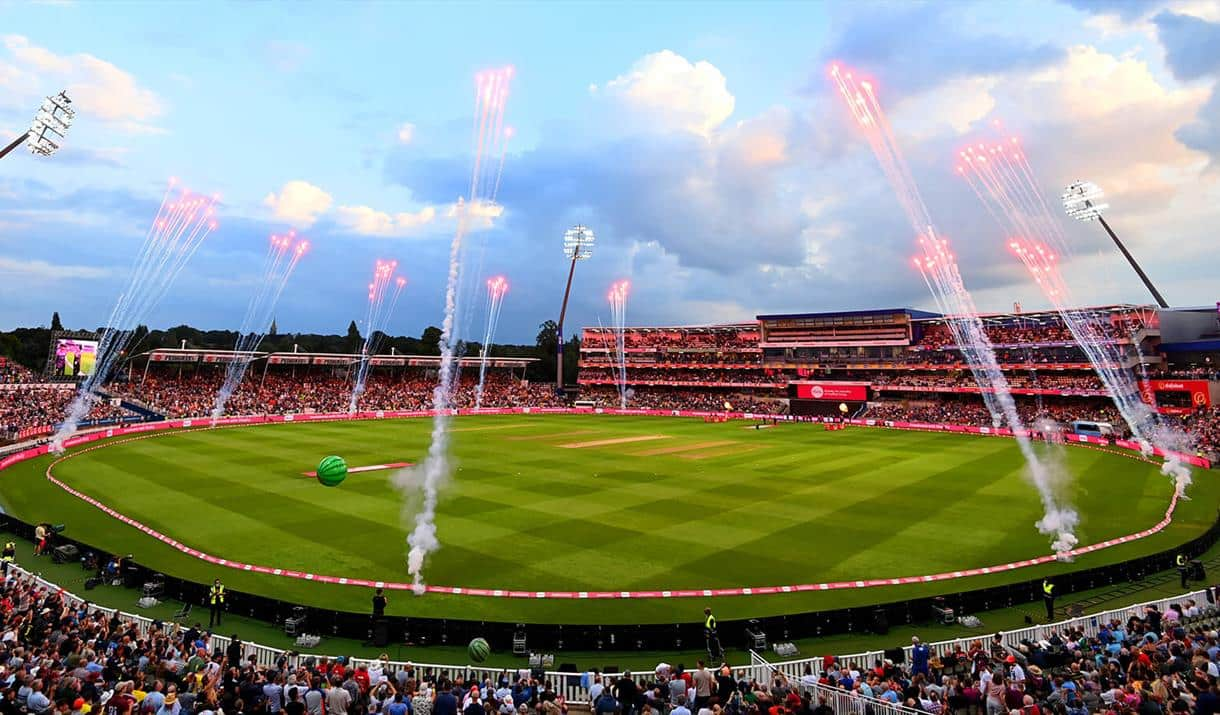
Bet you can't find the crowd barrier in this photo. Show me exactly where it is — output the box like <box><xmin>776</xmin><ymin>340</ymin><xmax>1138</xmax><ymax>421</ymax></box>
<box><xmin>6</xmin><ymin>562</ymin><xmax>1214</xmax><ymax>708</ymax></box>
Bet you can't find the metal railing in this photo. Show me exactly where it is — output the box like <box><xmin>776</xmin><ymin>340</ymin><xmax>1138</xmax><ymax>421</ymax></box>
<box><xmin>5</xmin><ymin>562</ymin><xmax>1213</xmax><ymax>707</ymax></box>
<box><xmin>748</xmin><ymin>649</ymin><xmax>922</xmax><ymax>715</ymax></box>
<box><xmin>749</xmin><ymin>586</ymin><xmax>1215</xmax><ymax>680</ymax></box>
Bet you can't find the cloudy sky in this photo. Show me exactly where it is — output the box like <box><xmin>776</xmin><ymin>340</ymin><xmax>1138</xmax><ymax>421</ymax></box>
<box><xmin>1</xmin><ymin>0</ymin><xmax>1217</xmax><ymax>343</ymax></box>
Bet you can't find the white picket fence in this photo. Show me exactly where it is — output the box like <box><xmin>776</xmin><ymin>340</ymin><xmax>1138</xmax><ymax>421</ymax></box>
<box><xmin>6</xmin><ymin>562</ymin><xmax>1214</xmax><ymax>707</ymax></box>
<box><xmin>748</xmin><ymin>649</ymin><xmax>922</xmax><ymax>715</ymax></box>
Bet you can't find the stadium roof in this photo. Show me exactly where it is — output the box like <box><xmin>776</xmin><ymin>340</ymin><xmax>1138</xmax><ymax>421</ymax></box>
<box><xmin>137</xmin><ymin>348</ymin><xmax>536</xmax><ymax>367</ymax></box>
<box><xmin>582</xmin><ymin>323</ymin><xmax>757</xmax><ymax>332</ymax></box>
<box><xmin>911</xmin><ymin>304</ymin><xmax>1156</xmax><ymax>325</ymax></box>
<box><xmin>756</xmin><ymin>308</ymin><xmax>941</xmax><ymax>321</ymax></box>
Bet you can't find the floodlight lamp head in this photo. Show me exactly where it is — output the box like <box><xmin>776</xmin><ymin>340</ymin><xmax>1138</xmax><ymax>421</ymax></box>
<box><xmin>1062</xmin><ymin>180</ymin><xmax>1108</xmax><ymax>222</ymax></box>
<box><xmin>563</xmin><ymin>225</ymin><xmax>595</xmax><ymax>260</ymax></box>
<box><xmin>26</xmin><ymin>90</ymin><xmax>74</xmax><ymax>157</ymax></box>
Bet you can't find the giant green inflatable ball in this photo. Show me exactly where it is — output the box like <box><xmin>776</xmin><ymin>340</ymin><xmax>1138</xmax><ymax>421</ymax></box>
<box><xmin>316</xmin><ymin>455</ymin><xmax>348</xmax><ymax>487</ymax></box>
<box><xmin>468</xmin><ymin>637</ymin><xmax>490</xmax><ymax>663</ymax></box>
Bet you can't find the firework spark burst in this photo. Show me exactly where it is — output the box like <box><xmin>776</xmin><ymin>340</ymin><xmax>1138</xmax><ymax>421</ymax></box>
<box><xmin>349</xmin><ymin>260</ymin><xmax>406</xmax><ymax>412</ymax></box>
<box><xmin>474</xmin><ymin>276</ymin><xmax>510</xmax><ymax>410</ymax></box>
<box><xmin>831</xmin><ymin>65</ymin><xmax>1079</xmax><ymax>555</ymax></box>
<box><xmin>957</xmin><ymin>124</ymin><xmax>1195</xmax><ymax>493</ymax></box>
<box><xmin>53</xmin><ymin>180</ymin><xmax>219</xmax><ymax>450</ymax></box>
<box><xmin>211</xmin><ymin>232</ymin><xmax>309</xmax><ymax>421</ymax></box>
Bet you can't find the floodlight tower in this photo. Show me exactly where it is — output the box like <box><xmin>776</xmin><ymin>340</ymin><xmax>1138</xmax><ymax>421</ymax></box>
<box><xmin>1062</xmin><ymin>180</ymin><xmax>1168</xmax><ymax>309</ymax></box>
<box><xmin>0</xmin><ymin>91</ymin><xmax>75</xmax><ymax>162</ymax></box>
<box><xmin>556</xmin><ymin>225</ymin><xmax>595</xmax><ymax>393</ymax></box>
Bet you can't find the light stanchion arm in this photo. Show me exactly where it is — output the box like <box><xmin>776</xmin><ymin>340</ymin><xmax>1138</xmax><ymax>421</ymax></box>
<box><xmin>0</xmin><ymin>132</ymin><xmax>30</xmax><ymax>161</ymax></box>
<box><xmin>555</xmin><ymin>253</ymin><xmax>579</xmax><ymax>392</ymax></box>
<box><xmin>1097</xmin><ymin>216</ymin><xmax>1169</xmax><ymax>309</ymax></box>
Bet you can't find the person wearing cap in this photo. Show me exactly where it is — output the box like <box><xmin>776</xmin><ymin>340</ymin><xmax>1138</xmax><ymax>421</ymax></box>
<box><xmin>157</xmin><ymin>689</ymin><xmax>181</xmax><ymax>715</ymax></box>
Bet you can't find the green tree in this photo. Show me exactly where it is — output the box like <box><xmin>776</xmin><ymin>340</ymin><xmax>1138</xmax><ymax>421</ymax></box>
<box><xmin>345</xmin><ymin>320</ymin><xmax>362</xmax><ymax>352</ymax></box>
<box><xmin>50</xmin><ymin>312</ymin><xmax>63</xmax><ymax>332</ymax></box>
<box><xmin>535</xmin><ymin>320</ymin><xmax>559</xmax><ymax>381</ymax></box>
<box><xmin>420</xmin><ymin>326</ymin><xmax>442</xmax><ymax>355</ymax></box>
<box><xmin>536</xmin><ymin>320</ymin><xmax>559</xmax><ymax>355</ymax></box>
<box><xmin>269</xmin><ymin>318</ymin><xmax>278</xmax><ymax>336</ymax></box>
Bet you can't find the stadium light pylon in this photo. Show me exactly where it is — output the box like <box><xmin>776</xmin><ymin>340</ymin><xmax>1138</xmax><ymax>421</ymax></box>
<box><xmin>556</xmin><ymin>225</ymin><xmax>595</xmax><ymax>393</ymax></box>
<box><xmin>1062</xmin><ymin>180</ymin><xmax>1168</xmax><ymax>308</ymax></box>
<box><xmin>0</xmin><ymin>91</ymin><xmax>75</xmax><ymax>161</ymax></box>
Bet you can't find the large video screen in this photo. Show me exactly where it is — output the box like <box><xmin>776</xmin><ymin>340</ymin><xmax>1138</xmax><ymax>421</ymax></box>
<box><xmin>53</xmin><ymin>338</ymin><xmax>98</xmax><ymax>377</ymax></box>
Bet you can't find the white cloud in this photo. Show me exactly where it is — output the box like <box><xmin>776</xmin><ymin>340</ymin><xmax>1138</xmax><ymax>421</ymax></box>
<box><xmin>893</xmin><ymin>76</ymin><xmax>999</xmax><ymax>136</ymax></box>
<box><xmin>0</xmin><ymin>34</ymin><xmax>164</xmax><ymax>133</ymax></box>
<box><xmin>262</xmin><ymin>180</ymin><xmax>334</xmax><ymax>227</ymax></box>
<box><xmin>334</xmin><ymin>198</ymin><xmax>503</xmax><ymax>238</ymax></box>
<box><xmin>0</xmin><ymin>256</ymin><xmax>110</xmax><ymax>281</ymax></box>
<box><xmin>592</xmin><ymin>50</ymin><xmax>735</xmax><ymax>137</ymax></box>
<box><xmin>334</xmin><ymin>204</ymin><xmax>437</xmax><ymax>237</ymax></box>
<box><xmin>397</xmin><ymin>122</ymin><xmax>416</xmax><ymax>145</ymax></box>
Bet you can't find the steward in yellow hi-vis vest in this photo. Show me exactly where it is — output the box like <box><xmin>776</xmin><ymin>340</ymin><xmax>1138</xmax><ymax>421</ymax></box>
<box><xmin>209</xmin><ymin>579</ymin><xmax>226</xmax><ymax>627</ymax></box>
<box><xmin>703</xmin><ymin>607</ymin><xmax>722</xmax><ymax>659</ymax></box>
<box><xmin>1042</xmin><ymin>579</ymin><xmax>1055</xmax><ymax>622</ymax></box>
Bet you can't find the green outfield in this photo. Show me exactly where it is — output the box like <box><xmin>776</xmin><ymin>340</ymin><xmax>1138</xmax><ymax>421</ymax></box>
<box><xmin>0</xmin><ymin>415</ymin><xmax>1214</xmax><ymax>625</ymax></box>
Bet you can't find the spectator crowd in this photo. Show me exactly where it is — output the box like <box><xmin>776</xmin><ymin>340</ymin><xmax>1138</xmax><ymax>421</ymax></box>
<box><xmin>0</xmin><ymin>567</ymin><xmax>577</xmax><ymax>714</ymax></box>
<box><xmin>587</xmin><ymin>601</ymin><xmax>1220</xmax><ymax>715</ymax></box>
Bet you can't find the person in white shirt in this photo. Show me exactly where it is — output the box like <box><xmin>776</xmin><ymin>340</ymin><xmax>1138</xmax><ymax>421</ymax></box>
<box><xmin>1009</xmin><ymin>663</ymin><xmax>1025</xmax><ymax>683</ymax></box>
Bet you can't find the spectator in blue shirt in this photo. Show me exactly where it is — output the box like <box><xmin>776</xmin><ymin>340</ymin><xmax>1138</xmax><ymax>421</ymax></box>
<box><xmin>911</xmin><ymin>637</ymin><xmax>930</xmax><ymax>677</ymax></box>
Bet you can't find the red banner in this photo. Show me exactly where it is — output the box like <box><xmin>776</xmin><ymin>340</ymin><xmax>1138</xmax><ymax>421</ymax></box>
<box><xmin>792</xmin><ymin>381</ymin><xmax>869</xmax><ymax>401</ymax></box>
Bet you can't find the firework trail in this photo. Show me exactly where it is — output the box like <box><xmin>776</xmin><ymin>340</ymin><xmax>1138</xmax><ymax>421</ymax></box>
<box><xmin>53</xmin><ymin>180</ymin><xmax>218</xmax><ymax>451</ymax></box>
<box><xmin>831</xmin><ymin>65</ymin><xmax>1078</xmax><ymax>554</ymax></box>
<box><xmin>349</xmin><ymin>261</ymin><xmax>406</xmax><ymax>412</ymax></box>
<box><xmin>608</xmin><ymin>280</ymin><xmax>630</xmax><ymax>409</ymax></box>
<box><xmin>491</xmin><ymin>126</ymin><xmax>514</xmax><ymax>203</ymax></box>
<box><xmin>395</xmin><ymin>66</ymin><xmax>514</xmax><ymax>593</ymax></box>
<box><xmin>957</xmin><ymin>128</ymin><xmax>1195</xmax><ymax>493</ymax></box>
<box><xmin>474</xmin><ymin>276</ymin><xmax>509</xmax><ymax>409</ymax></box>
<box><xmin>211</xmin><ymin>233</ymin><xmax>308</xmax><ymax>421</ymax></box>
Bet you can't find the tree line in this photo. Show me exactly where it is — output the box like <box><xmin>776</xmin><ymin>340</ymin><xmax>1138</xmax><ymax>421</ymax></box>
<box><xmin>0</xmin><ymin>313</ymin><xmax>582</xmax><ymax>385</ymax></box>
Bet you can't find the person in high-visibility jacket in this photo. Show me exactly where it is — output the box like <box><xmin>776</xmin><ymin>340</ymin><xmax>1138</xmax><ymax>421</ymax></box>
<box><xmin>703</xmin><ymin>607</ymin><xmax>722</xmax><ymax>660</ymax></box>
<box><xmin>1042</xmin><ymin>579</ymin><xmax>1055</xmax><ymax>622</ymax></box>
<box><xmin>209</xmin><ymin>578</ymin><xmax>226</xmax><ymax>627</ymax></box>
<box><xmin>1</xmin><ymin>541</ymin><xmax>14</xmax><ymax>575</ymax></box>
<box><xmin>1177</xmin><ymin>553</ymin><xmax>1190</xmax><ymax>588</ymax></box>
